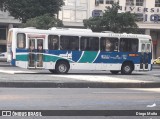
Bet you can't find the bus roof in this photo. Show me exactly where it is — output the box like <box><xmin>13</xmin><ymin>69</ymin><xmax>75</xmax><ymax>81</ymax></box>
<box><xmin>9</xmin><ymin>28</ymin><xmax>151</xmax><ymax>39</ymax></box>
<box><xmin>49</xmin><ymin>27</ymin><xmax>93</xmax><ymax>33</ymax></box>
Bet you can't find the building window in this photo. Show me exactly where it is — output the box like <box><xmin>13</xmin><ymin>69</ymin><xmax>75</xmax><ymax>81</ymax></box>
<box><xmin>136</xmin><ymin>0</ymin><xmax>143</xmax><ymax>6</ymax></box>
<box><xmin>17</xmin><ymin>33</ymin><xmax>26</xmax><ymax>49</ymax></box>
<box><xmin>155</xmin><ymin>0</ymin><xmax>160</xmax><ymax>7</ymax></box>
<box><xmin>0</xmin><ymin>28</ymin><xmax>6</xmax><ymax>40</ymax></box>
<box><xmin>126</xmin><ymin>0</ymin><xmax>134</xmax><ymax>6</ymax></box>
<box><xmin>92</xmin><ymin>10</ymin><xmax>103</xmax><ymax>17</ymax></box>
<box><xmin>106</xmin><ymin>0</ymin><xmax>114</xmax><ymax>4</ymax></box>
<box><xmin>99</xmin><ymin>0</ymin><xmax>104</xmax><ymax>4</ymax></box>
<box><xmin>0</xmin><ymin>45</ymin><xmax>6</xmax><ymax>52</ymax></box>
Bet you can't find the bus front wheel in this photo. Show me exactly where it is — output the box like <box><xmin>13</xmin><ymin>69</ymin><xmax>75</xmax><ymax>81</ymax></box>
<box><xmin>121</xmin><ymin>63</ymin><xmax>133</xmax><ymax>75</ymax></box>
<box><xmin>55</xmin><ymin>61</ymin><xmax>70</xmax><ymax>74</ymax></box>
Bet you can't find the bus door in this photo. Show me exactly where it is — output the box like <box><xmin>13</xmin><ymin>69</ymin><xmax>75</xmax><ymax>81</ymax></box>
<box><xmin>28</xmin><ymin>38</ymin><xmax>44</xmax><ymax>68</ymax></box>
<box><xmin>140</xmin><ymin>43</ymin><xmax>151</xmax><ymax>70</ymax></box>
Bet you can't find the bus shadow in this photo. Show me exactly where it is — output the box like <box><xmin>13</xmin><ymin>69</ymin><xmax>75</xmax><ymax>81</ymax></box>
<box><xmin>18</xmin><ymin>72</ymin><xmax>147</xmax><ymax>76</ymax></box>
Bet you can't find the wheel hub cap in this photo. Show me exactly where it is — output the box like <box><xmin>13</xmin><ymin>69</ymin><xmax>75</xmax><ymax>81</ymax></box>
<box><xmin>59</xmin><ymin>64</ymin><xmax>66</xmax><ymax>72</ymax></box>
<box><xmin>124</xmin><ymin>66</ymin><xmax>130</xmax><ymax>72</ymax></box>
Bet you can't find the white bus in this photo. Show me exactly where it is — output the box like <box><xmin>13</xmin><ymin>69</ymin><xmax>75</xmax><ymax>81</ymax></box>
<box><xmin>7</xmin><ymin>27</ymin><xmax>153</xmax><ymax>75</ymax></box>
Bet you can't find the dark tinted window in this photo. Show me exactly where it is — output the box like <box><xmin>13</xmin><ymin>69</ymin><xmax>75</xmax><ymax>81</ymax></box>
<box><xmin>120</xmin><ymin>38</ymin><xmax>138</xmax><ymax>52</ymax></box>
<box><xmin>60</xmin><ymin>36</ymin><xmax>79</xmax><ymax>50</ymax></box>
<box><xmin>48</xmin><ymin>35</ymin><xmax>59</xmax><ymax>50</ymax></box>
<box><xmin>80</xmin><ymin>37</ymin><xmax>99</xmax><ymax>51</ymax></box>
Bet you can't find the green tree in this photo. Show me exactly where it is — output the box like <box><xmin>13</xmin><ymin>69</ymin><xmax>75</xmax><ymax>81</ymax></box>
<box><xmin>83</xmin><ymin>2</ymin><xmax>138</xmax><ymax>33</ymax></box>
<box><xmin>0</xmin><ymin>0</ymin><xmax>64</xmax><ymax>23</ymax></box>
<box><xmin>21</xmin><ymin>14</ymin><xmax>63</xmax><ymax>29</ymax></box>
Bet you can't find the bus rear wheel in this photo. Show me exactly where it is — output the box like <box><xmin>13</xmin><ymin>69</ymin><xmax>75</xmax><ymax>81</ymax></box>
<box><xmin>55</xmin><ymin>61</ymin><xmax>69</xmax><ymax>74</ymax></box>
<box><xmin>121</xmin><ymin>63</ymin><xmax>133</xmax><ymax>75</ymax></box>
<box><xmin>110</xmin><ymin>71</ymin><xmax>119</xmax><ymax>74</ymax></box>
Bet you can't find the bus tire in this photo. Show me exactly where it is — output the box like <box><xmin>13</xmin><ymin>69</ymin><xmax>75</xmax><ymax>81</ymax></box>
<box><xmin>121</xmin><ymin>63</ymin><xmax>133</xmax><ymax>75</ymax></box>
<box><xmin>110</xmin><ymin>71</ymin><xmax>119</xmax><ymax>74</ymax></box>
<box><xmin>49</xmin><ymin>69</ymin><xmax>56</xmax><ymax>74</ymax></box>
<box><xmin>55</xmin><ymin>61</ymin><xmax>69</xmax><ymax>74</ymax></box>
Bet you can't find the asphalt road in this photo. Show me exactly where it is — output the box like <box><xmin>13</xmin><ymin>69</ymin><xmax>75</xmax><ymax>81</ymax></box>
<box><xmin>0</xmin><ymin>88</ymin><xmax>160</xmax><ymax>119</ymax></box>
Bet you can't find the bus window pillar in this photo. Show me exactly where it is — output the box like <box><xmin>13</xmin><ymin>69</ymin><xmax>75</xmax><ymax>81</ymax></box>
<box><xmin>58</xmin><ymin>35</ymin><xmax>61</xmax><ymax>50</ymax></box>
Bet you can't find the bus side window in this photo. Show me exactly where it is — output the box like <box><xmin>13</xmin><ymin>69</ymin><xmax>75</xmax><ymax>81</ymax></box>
<box><xmin>48</xmin><ymin>35</ymin><xmax>59</xmax><ymax>50</ymax></box>
<box><xmin>80</xmin><ymin>37</ymin><xmax>99</xmax><ymax>51</ymax></box>
<box><xmin>17</xmin><ymin>33</ymin><xmax>26</xmax><ymax>49</ymax></box>
<box><xmin>120</xmin><ymin>40</ymin><xmax>126</xmax><ymax>52</ymax></box>
<box><xmin>131</xmin><ymin>41</ymin><xmax>138</xmax><ymax>52</ymax></box>
<box><xmin>69</xmin><ymin>36</ymin><xmax>79</xmax><ymax>50</ymax></box>
<box><xmin>60</xmin><ymin>36</ymin><xmax>79</xmax><ymax>50</ymax></box>
<box><xmin>100</xmin><ymin>37</ymin><xmax>118</xmax><ymax>52</ymax></box>
<box><xmin>120</xmin><ymin>38</ymin><xmax>138</xmax><ymax>52</ymax></box>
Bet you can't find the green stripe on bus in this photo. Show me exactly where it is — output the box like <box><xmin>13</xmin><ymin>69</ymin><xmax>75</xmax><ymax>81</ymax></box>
<box><xmin>44</xmin><ymin>55</ymin><xmax>74</xmax><ymax>63</ymax></box>
<box><xmin>16</xmin><ymin>54</ymin><xmax>75</xmax><ymax>63</ymax></box>
<box><xmin>78</xmin><ymin>51</ymin><xmax>98</xmax><ymax>63</ymax></box>
<box><xmin>16</xmin><ymin>55</ymin><xmax>28</xmax><ymax>61</ymax></box>
<box><xmin>44</xmin><ymin>55</ymin><xmax>59</xmax><ymax>62</ymax></box>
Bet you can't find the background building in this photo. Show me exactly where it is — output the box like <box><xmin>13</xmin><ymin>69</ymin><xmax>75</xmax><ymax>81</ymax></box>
<box><xmin>59</xmin><ymin>0</ymin><xmax>91</xmax><ymax>27</ymax></box>
<box><xmin>0</xmin><ymin>0</ymin><xmax>159</xmax><ymax>59</ymax></box>
<box><xmin>0</xmin><ymin>11</ymin><xmax>20</xmax><ymax>53</ymax></box>
<box><xmin>60</xmin><ymin>0</ymin><xmax>160</xmax><ymax>58</ymax></box>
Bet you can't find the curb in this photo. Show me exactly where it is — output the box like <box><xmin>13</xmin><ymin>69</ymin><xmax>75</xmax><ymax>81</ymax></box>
<box><xmin>1</xmin><ymin>82</ymin><xmax>160</xmax><ymax>88</ymax></box>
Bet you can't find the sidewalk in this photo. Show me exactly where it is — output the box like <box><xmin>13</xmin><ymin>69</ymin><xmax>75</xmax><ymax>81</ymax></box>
<box><xmin>0</xmin><ymin>62</ymin><xmax>160</xmax><ymax>88</ymax></box>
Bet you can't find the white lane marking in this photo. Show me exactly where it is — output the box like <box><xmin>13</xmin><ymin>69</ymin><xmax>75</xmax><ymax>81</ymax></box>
<box><xmin>0</xmin><ymin>70</ymin><xmax>36</xmax><ymax>74</ymax></box>
<box><xmin>93</xmin><ymin>88</ymin><xmax>160</xmax><ymax>94</ymax></box>
<box><xmin>129</xmin><ymin>88</ymin><xmax>160</xmax><ymax>93</ymax></box>
<box><xmin>92</xmin><ymin>92</ymin><xmax>157</xmax><ymax>94</ymax></box>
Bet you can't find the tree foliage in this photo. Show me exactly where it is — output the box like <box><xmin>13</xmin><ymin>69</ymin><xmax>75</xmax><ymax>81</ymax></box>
<box><xmin>0</xmin><ymin>0</ymin><xmax>64</xmax><ymax>23</ymax></box>
<box><xmin>20</xmin><ymin>14</ymin><xmax>63</xmax><ymax>29</ymax></box>
<box><xmin>83</xmin><ymin>2</ymin><xmax>138</xmax><ymax>33</ymax></box>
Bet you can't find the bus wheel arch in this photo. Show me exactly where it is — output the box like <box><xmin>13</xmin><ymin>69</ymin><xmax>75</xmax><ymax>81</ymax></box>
<box><xmin>121</xmin><ymin>61</ymin><xmax>134</xmax><ymax>75</ymax></box>
<box><xmin>55</xmin><ymin>59</ymin><xmax>70</xmax><ymax>74</ymax></box>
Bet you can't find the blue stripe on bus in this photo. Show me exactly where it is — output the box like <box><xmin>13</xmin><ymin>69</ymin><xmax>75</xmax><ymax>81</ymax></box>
<box><xmin>94</xmin><ymin>52</ymin><xmax>140</xmax><ymax>64</ymax></box>
<box><xmin>16</xmin><ymin>49</ymin><xmax>28</xmax><ymax>52</ymax></box>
